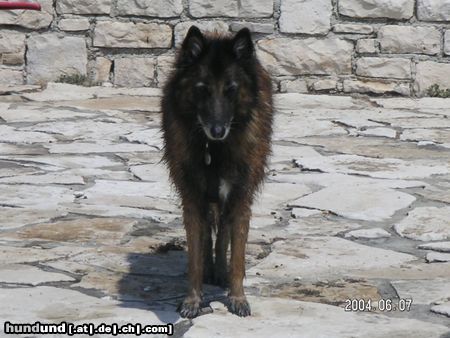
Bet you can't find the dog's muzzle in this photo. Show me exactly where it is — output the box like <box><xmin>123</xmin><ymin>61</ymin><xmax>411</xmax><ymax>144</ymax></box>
<box><xmin>198</xmin><ymin>116</ymin><xmax>231</xmax><ymax>141</ymax></box>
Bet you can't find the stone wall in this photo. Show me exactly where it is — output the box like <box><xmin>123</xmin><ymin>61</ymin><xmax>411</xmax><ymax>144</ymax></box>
<box><xmin>0</xmin><ymin>0</ymin><xmax>449</xmax><ymax>96</ymax></box>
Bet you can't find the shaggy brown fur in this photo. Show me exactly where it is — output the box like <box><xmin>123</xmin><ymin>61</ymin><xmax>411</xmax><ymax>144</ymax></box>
<box><xmin>161</xmin><ymin>26</ymin><xmax>273</xmax><ymax>318</ymax></box>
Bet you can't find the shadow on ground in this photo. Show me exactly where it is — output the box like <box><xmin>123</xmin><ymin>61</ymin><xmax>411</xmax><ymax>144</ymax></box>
<box><xmin>117</xmin><ymin>233</ymin><xmax>227</xmax><ymax>335</ymax></box>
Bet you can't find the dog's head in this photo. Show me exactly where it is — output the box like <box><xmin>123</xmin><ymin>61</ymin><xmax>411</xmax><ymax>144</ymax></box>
<box><xmin>175</xmin><ymin>26</ymin><xmax>258</xmax><ymax>141</ymax></box>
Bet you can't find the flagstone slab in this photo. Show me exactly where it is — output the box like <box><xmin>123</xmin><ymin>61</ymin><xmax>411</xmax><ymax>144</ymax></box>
<box><xmin>391</xmin><ymin>279</ymin><xmax>450</xmax><ymax>305</ymax></box>
<box><xmin>0</xmin><ymin>264</ymin><xmax>75</xmax><ymax>285</ymax></box>
<box><xmin>248</xmin><ymin>237</ymin><xmax>416</xmax><ymax>281</ymax></box>
<box><xmin>394</xmin><ymin>207</ymin><xmax>450</xmax><ymax>241</ymax></box>
<box><xmin>291</xmin><ymin>183</ymin><xmax>415</xmax><ymax>222</ymax></box>
<box><xmin>185</xmin><ymin>296</ymin><xmax>448</xmax><ymax>338</ymax></box>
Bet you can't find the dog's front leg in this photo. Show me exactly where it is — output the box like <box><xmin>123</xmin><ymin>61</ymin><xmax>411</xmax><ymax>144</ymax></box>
<box><xmin>227</xmin><ymin>199</ymin><xmax>252</xmax><ymax>317</ymax></box>
<box><xmin>178</xmin><ymin>199</ymin><xmax>206</xmax><ymax>318</ymax></box>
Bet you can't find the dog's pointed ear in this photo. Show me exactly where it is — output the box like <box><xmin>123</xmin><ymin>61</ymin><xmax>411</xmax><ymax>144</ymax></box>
<box><xmin>232</xmin><ymin>28</ymin><xmax>254</xmax><ymax>60</ymax></box>
<box><xmin>181</xmin><ymin>26</ymin><xmax>205</xmax><ymax>63</ymax></box>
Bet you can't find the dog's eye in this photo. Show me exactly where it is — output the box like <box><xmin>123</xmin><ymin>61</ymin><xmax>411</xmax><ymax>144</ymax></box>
<box><xmin>224</xmin><ymin>82</ymin><xmax>238</xmax><ymax>96</ymax></box>
<box><xmin>195</xmin><ymin>82</ymin><xmax>210</xmax><ymax>96</ymax></box>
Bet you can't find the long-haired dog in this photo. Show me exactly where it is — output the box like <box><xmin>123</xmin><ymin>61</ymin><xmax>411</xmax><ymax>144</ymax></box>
<box><xmin>161</xmin><ymin>26</ymin><xmax>273</xmax><ymax>318</ymax></box>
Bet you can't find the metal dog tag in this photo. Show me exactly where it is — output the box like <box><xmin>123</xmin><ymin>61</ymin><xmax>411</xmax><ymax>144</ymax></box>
<box><xmin>205</xmin><ymin>143</ymin><xmax>211</xmax><ymax>166</ymax></box>
<box><xmin>205</xmin><ymin>152</ymin><xmax>211</xmax><ymax>166</ymax></box>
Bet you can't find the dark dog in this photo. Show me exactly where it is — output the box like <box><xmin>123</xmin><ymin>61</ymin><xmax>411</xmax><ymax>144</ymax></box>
<box><xmin>161</xmin><ymin>26</ymin><xmax>273</xmax><ymax>318</ymax></box>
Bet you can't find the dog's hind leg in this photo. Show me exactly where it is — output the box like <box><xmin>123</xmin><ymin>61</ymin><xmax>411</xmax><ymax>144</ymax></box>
<box><xmin>178</xmin><ymin>199</ymin><xmax>206</xmax><ymax>319</ymax></box>
<box><xmin>214</xmin><ymin>215</ymin><xmax>230</xmax><ymax>288</ymax></box>
<box><xmin>202</xmin><ymin>203</ymin><xmax>216</xmax><ymax>284</ymax></box>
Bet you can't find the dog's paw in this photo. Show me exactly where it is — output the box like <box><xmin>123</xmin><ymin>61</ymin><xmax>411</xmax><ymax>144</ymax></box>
<box><xmin>227</xmin><ymin>296</ymin><xmax>251</xmax><ymax>317</ymax></box>
<box><xmin>178</xmin><ymin>296</ymin><xmax>202</xmax><ymax>319</ymax></box>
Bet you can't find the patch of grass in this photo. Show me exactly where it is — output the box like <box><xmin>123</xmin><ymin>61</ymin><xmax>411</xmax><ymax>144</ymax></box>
<box><xmin>56</xmin><ymin>74</ymin><xmax>100</xmax><ymax>87</ymax></box>
<box><xmin>297</xmin><ymin>289</ymin><xmax>322</xmax><ymax>297</ymax></box>
<box><xmin>427</xmin><ymin>84</ymin><xmax>450</xmax><ymax>98</ymax></box>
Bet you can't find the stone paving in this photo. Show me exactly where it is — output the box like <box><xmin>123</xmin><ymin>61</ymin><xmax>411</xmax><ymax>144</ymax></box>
<box><xmin>0</xmin><ymin>83</ymin><xmax>449</xmax><ymax>337</ymax></box>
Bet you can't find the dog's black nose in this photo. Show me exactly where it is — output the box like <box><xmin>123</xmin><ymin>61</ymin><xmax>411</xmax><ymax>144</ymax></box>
<box><xmin>210</xmin><ymin>125</ymin><xmax>226</xmax><ymax>139</ymax></box>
